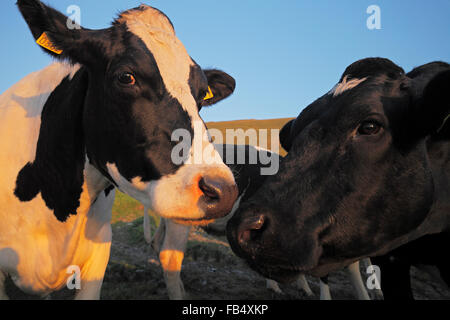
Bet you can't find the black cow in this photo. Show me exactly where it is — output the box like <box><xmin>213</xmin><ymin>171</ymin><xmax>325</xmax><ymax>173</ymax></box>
<box><xmin>227</xmin><ymin>58</ymin><xmax>450</xmax><ymax>285</ymax></box>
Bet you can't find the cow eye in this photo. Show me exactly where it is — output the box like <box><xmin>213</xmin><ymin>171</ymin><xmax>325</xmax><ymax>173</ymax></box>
<box><xmin>358</xmin><ymin>120</ymin><xmax>382</xmax><ymax>135</ymax></box>
<box><xmin>118</xmin><ymin>73</ymin><xmax>136</xmax><ymax>85</ymax></box>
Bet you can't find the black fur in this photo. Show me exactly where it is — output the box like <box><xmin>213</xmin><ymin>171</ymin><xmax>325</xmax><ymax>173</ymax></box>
<box><xmin>15</xmin><ymin>70</ymin><xmax>88</xmax><ymax>222</ymax></box>
<box><xmin>188</xmin><ymin>64</ymin><xmax>236</xmax><ymax>111</ymax></box>
<box><xmin>203</xmin><ymin>145</ymin><xmax>278</xmax><ymax>236</ymax></box>
<box><xmin>202</xmin><ymin>70</ymin><xmax>236</xmax><ymax>107</ymax></box>
<box><xmin>279</xmin><ymin>119</ymin><xmax>295</xmax><ymax>152</ymax></box>
<box><xmin>227</xmin><ymin>58</ymin><xmax>450</xmax><ymax>283</ymax></box>
<box><xmin>104</xmin><ymin>185</ymin><xmax>115</xmax><ymax>197</ymax></box>
<box><xmin>340</xmin><ymin>57</ymin><xmax>405</xmax><ymax>81</ymax></box>
<box><xmin>371</xmin><ymin>232</ymin><xmax>450</xmax><ymax>300</ymax></box>
<box><xmin>222</xmin><ymin>145</ymin><xmax>277</xmax><ymax>201</ymax></box>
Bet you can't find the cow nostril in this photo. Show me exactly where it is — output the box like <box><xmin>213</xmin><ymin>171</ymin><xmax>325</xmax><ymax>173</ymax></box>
<box><xmin>238</xmin><ymin>214</ymin><xmax>266</xmax><ymax>246</ymax></box>
<box><xmin>198</xmin><ymin>177</ymin><xmax>221</xmax><ymax>201</ymax></box>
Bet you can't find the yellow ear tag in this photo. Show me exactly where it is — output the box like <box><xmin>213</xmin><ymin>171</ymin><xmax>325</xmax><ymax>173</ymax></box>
<box><xmin>36</xmin><ymin>32</ymin><xmax>63</xmax><ymax>55</ymax></box>
<box><xmin>204</xmin><ymin>86</ymin><xmax>214</xmax><ymax>101</ymax></box>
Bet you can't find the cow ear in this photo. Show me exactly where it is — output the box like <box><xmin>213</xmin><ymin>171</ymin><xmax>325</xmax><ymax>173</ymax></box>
<box><xmin>279</xmin><ymin>119</ymin><xmax>295</xmax><ymax>152</ymax></box>
<box><xmin>202</xmin><ymin>69</ymin><xmax>236</xmax><ymax>106</ymax></box>
<box><xmin>413</xmin><ymin>70</ymin><xmax>450</xmax><ymax>137</ymax></box>
<box><xmin>17</xmin><ymin>0</ymin><xmax>106</xmax><ymax>66</ymax></box>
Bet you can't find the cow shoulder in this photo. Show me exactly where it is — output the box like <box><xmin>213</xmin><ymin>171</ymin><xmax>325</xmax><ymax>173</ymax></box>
<box><xmin>14</xmin><ymin>67</ymin><xmax>89</xmax><ymax>222</ymax></box>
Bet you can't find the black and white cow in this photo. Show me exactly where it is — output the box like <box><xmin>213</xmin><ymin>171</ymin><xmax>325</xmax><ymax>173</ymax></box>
<box><xmin>226</xmin><ymin>58</ymin><xmax>450</xmax><ymax>286</ymax></box>
<box><xmin>0</xmin><ymin>0</ymin><xmax>238</xmax><ymax>299</ymax></box>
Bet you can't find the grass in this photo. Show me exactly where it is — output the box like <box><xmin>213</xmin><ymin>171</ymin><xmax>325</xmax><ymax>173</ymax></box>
<box><xmin>111</xmin><ymin>191</ymin><xmax>161</xmax><ymax>246</ymax></box>
<box><xmin>111</xmin><ymin>191</ymin><xmax>144</xmax><ymax>224</ymax></box>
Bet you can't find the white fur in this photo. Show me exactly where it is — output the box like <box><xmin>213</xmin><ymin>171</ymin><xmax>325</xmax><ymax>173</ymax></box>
<box><xmin>143</xmin><ymin>206</ymin><xmax>153</xmax><ymax>244</ymax></box>
<box><xmin>330</xmin><ymin>75</ymin><xmax>368</xmax><ymax>97</ymax></box>
<box><xmin>318</xmin><ymin>261</ymin><xmax>371</xmax><ymax>300</ymax></box>
<box><xmin>296</xmin><ymin>274</ymin><xmax>314</xmax><ymax>296</ymax></box>
<box><xmin>159</xmin><ymin>220</ymin><xmax>191</xmax><ymax>300</ymax></box>
<box><xmin>107</xmin><ymin>161</ymin><xmax>234</xmax><ymax>221</ymax></box>
<box><xmin>346</xmin><ymin>261</ymin><xmax>370</xmax><ymax>300</ymax></box>
<box><xmin>319</xmin><ymin>279</ymin><xmax>332</xmax><ymax>300</ymax></box>
<box><xmin>122</xmin><ymin>6</ymin><xmax>223</xmax><ymax>167</ymax></box>
<box><xmin>266</xmin><ymin>279</ymin><xmax>283</xmax><ymax>293</ymax></box>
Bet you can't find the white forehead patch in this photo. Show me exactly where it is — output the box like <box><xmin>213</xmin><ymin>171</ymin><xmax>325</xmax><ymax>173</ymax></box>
<box><xmin>330</xmin><ymin>75</ymin><xmax>368</xmax><ymax>97</ymax></box>
<box><xmin>120</xmin><ymin>6</ymin><xmax>223</xmax><ymax>168</ymax></box>
<box><xmin>120</xmin><ymin>6</ymin><xmax>198</xmax><ymax>119</ymax></box>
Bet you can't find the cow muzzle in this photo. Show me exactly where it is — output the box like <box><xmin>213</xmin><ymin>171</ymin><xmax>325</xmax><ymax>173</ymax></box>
<box><xmin>197</xmin><ymin>175</ymin><xmax>239</xmax><ymax>220</ymax></box>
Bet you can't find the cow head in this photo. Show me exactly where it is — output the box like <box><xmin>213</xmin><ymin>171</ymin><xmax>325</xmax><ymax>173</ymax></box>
<box><xmin>15</xmin><ymin>0</ymin><xmax>237</xmax><ymax>222</ymax></box>
<box><xmin>227</xmin><ymin>58</ymin><xmax>450</xmax><ymax>280</ymax></box>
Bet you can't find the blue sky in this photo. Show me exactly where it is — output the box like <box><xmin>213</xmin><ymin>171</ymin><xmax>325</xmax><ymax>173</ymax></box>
<box><xmin>1</xmin><ymin>0</ymin><xmax>449</xmax><ymax>122</ymax></box>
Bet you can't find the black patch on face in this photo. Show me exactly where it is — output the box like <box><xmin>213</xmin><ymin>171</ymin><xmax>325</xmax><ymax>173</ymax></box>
<box><xmin>82</xmin><ymin>24</ymin><xmax>195</xmax><ymax>184</ymax></box>
<box><xmin>14</xmin><ymin>69</ymin><xmax>89</xmax><ymax>222</ymax></box>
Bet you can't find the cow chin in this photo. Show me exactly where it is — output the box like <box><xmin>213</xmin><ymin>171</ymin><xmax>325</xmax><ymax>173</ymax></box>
<box><xmin>241</xmin><ymin>256</ymin><xmax>304</xmax><ymax>284</ymax></box>
<box><xmin>258</xmin><ymin>266</ymin><xmax>303</xmax><ymax>284</ymax></box>
<box><xmin>172</xmin><ymin>218</ymin><xmax>216</xmax><ymax>227</ymax></box>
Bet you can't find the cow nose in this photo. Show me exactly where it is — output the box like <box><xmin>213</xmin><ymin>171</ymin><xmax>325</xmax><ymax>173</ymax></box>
<box><xmin>237</xmin><ymin>214</ymin><xmax>266</xmax><ymax>247</ymax></box>
<box><xmin>199</xmin><ymin>176</ymin><xmax>238</xmax><ymax>219</ymax></box>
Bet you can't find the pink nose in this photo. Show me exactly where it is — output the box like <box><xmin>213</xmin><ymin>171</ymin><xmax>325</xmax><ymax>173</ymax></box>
<box><xmin>197</xmin><ymin>175</ymin><xmax>238</xmax><ymax>219</ymax></box>
<box><xmin>237</xmin><ymin>214</ymin><xmax>266</xmax><ymax>246</ymax></box>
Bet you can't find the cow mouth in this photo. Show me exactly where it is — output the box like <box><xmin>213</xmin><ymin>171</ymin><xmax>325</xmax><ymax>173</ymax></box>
<box><xmin>227</xmin><ymin>231</ymin><xmax>313</xmax><ymax>283</ymax></box>
<box><xmin>245</xmin><ymin>259</ymin><xmax>305</xmax><ymax>283</ymax></box>
<box><xmin>172</xmin><ymin>218</ymin><xmax>216</xmax><ymax>226</ymax></box>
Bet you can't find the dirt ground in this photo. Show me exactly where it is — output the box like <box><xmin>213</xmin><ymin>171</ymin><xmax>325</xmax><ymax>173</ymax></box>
<box><xmin>5</xmin><ymin>217</ymin><xmax>449</xmax><ymax>300</ymax></box>
<box><xmin>100</xmin><ymin>220</ymin><xmax>450</xmax><ymax>300</ymax></box>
